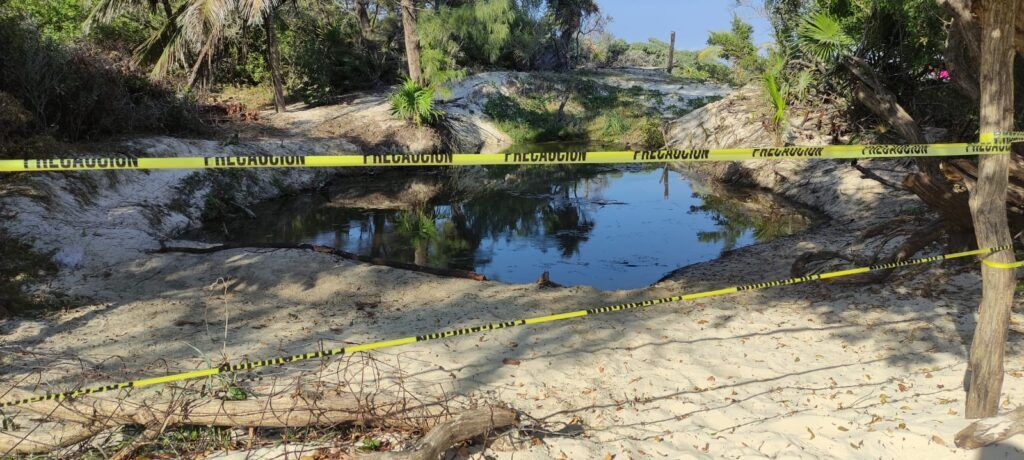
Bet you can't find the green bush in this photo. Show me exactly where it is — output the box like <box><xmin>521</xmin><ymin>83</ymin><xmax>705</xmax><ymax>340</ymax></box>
<box><xmin>389</xmin><ymin>79</ymin><xmax>445</xmax><ymax>126</ymax></box>
<box><xmin>286</xmin><ymin>14</ymin><xmax>402</xmax><ymax>104</ymax></box>
<box><xmin>0</xmin><ymin>15</ymin><xmax>204</xmax><ymax>144</ymax></box>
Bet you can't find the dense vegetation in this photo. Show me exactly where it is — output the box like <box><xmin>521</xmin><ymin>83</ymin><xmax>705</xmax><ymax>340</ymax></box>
<box><xmin>0</xmin><ymin>0</ymin><xmax>752</xmax><ymax>147</ymax></box>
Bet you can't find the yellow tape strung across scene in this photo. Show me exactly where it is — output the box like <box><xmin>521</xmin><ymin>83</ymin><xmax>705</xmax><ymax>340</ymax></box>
<box><xmin>981</xmin><ymin>259</ymin><xmax>1024</xmax><ymax>269</ymax></box>
<box><xmin>0</xmin><ymin>245</ymin><xmax>1012</xmax><ymax>409</ymax></box>
<box><xmin>0</xmin><ymin>142</ymin><xmax>1014</xmax><ymax>172</ymax></box>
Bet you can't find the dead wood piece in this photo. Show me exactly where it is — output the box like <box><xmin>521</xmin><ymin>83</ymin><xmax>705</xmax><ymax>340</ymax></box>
<box><xmin>791</xmin><ymin>218</ymin><xmax>946</xmax><ymax>285</ymax></box>
<box><xmin>365</xmin><ymin>406</ymin><xmax>518</xmax><ymax>460</ymax></box>
<box><xmin>535</xmin><ymin>271</ymin><xmax>562</xmax><ymax>288</ymax></box>
<box><xmin>0</xmin><ymin>390</ymin><xmax>448</xmax><ymax>455</ymax></box>
<box><xmin>154</xmin><ymin>242</ymin><xmax>487</xmax><ymax>281</ymax></box>
<box><xmin>955</xmin><ymin>406</ymin><xmax>1024</xmax><ymax>449</ymax></box>
<box><xmin>903</xmin><ymin>166</ymin><xmax>974</xmax><ymax>231</ymax></box>
<box><xmin>851</xmin><ymin>161</ymin><xmax>907</xmax><ymax>191</ymax></box>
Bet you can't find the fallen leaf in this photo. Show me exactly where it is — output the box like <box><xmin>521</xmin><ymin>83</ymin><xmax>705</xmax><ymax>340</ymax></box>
<box><xmin>707</xmin><ymin>376</ymin><xmax>716</xmax><ymax>383</ymax></box>
<box><xmin>502</xmin><ymin>358</ymin><xmax>521</xmax><ymax>366</ymax></box>
<box><xmin>898</xmin><ymin>383</ymin><xmax>908</xmax><ymax>392</ymax></box>
<box><xmin>898</xmin><ymin>422</ymin><xmax>907</xmax><ymax>430</ymax></box>
<box><xmin>806</xmin><ymin>427</ymin><xmax>816</xmax><ymax>440</ymax></box>
<box><xmin>932</xmin><ymin>435</ymin><xmax>946</xmax><ymax>446</ymax></box>
<box><xmin>837</xmin><ymin>426</ymin><xmax>849</xmax><ymax>432</ymax></box>
<box><xmin>603</xmin><ymin>454</ymin><xmax>614</xmax><ymax>460</ymax></box>
<box><xmin>880</xmin><ymin>393</ymin><xmax>889</xmax><ymax>403</ymax></box>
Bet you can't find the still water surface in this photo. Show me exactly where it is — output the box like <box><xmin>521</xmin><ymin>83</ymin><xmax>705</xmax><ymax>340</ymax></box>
<box><xmin>198</xmin><ymin>165</ymin><xmax>817</xmax><ymax>290</ymax></box>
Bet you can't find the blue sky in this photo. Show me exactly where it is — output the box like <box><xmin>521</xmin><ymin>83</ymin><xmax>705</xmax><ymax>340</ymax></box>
<box><xmin>599</xmin><ymin>0</ymin><xmax>774</xmax><ymax>50</ymax></box>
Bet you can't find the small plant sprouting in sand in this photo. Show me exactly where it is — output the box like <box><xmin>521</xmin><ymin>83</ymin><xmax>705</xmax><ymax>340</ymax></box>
<box><xmin>389</xmin><ymin>79</ymin><xmax>445</xmax><ymax>126</ymax></box>
<box><xmin>360</xmin><ymin>437</ymin><xmax>383</xmax><ymax>451</ymax></box>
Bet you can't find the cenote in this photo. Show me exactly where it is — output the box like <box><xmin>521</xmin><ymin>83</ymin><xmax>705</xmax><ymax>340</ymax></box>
<box><xmin>196</xmin><ymin>164</ymin><xmax>820</xmax><ymax>290</ymax></box>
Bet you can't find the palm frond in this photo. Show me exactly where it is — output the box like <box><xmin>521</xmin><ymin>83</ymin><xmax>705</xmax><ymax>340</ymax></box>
<box><xmin>84</xmin><ymin>0</ymin><xmax>146</xmax><ymax>31</ymax></box>
<box><xmin>133</xmin><ymin>4</ymin><xmax>189</xmax><ymax>77</ymax></box>
<box><xmin>797</xmin><ymin>12</ymin><xmax>854</xmax><ymax>62</ymax></box>
<box><xmin>697</xmin><ymin>46</ymin><xmax>722</xmax><ymax>63</ymax></box>
<box><xmin>238</xmin><ymin>0</ymin><xmax>277</xmax><ymax>25</ymax></box>
<box><xmin>389</xmin><ymin>79</ymin><xmax>445</xmax><ymax>125</ymax></box>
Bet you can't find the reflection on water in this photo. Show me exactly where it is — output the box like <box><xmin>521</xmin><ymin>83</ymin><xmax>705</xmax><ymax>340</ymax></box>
<box><xmin>195</xmin><ymin>165</ymin><xmax>820</xmax><ymax>290</ymax></box>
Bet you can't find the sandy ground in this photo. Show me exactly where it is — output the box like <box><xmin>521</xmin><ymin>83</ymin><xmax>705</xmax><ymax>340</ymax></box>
<box><xmin>1</xmin><ymin>74</ymin><xmax>1023</xmax><ymax>459</ymax></box>
<box><xmin>2</xmin><ymin>163</ymin><xmax>1023</xmax><ymax>459</ymax></box>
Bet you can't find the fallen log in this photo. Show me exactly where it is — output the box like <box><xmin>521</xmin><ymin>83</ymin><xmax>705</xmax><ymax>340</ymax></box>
<box><xmin>154</xmin><ymin>242</ymin><xmax>487</xmax><ymax>281</ymax></box>
<box><xmin>955</xmin><ymin>406</ymin><xmax>1024</xmax><ymax>449</ymax></box>
<box><xmin>0</xmin><ymin>388</ymin><xmax>449</xmax><ymax>455</ymax></box>
<box><xmin>365</xmin><ymin>406</ymin><xmax>518</xmax><ymax>460</ymax></box>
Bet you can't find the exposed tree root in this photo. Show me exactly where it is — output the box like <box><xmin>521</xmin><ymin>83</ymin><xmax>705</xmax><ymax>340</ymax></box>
<box><xmin>365</xmin><ymin>406</ymin><xmax>518</xmax><ymax>459</ymax></box>
<box><xmin>791</xmin><ymin>218</ymin><xmax>948</xmax><ymax>284</ymax></box>
<box><xmin>955</xmin><ymin>406</ymin><xmax>1024</xmax><ymax>448</ymax></box>
<box><xmin>154</xmin><ymin>242</ymin><xmax>487</xmax><ymax>281</ymax></box>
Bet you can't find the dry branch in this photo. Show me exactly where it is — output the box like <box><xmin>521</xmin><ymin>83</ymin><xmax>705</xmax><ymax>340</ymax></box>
<box><xmin>154</xmin><ymin>242</ymin><xmax>487</xmax><ymax>281</ymax></box>
<box><xmin>365</xmin><ymin>406</ymin><xmax>518</xmax><ymax>460</ymax></box>
<box><xmin>955</xmin><ymin>406</ymin><xmax>1024</xmax><ymax>448</ymax></box>
<box><xmin>0</xmin><ymin>387</ymin><xmax>449</xmax><ymax>455</ymax></box>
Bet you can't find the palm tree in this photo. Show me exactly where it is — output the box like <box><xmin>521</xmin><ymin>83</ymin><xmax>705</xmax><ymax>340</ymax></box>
<box><xmin>87</xmin><ymin>0</ymin><xmax>288</xmax><ymax>112</ymax></box>
<box><xmin>400</xmin><ymin>0</ymin><xmax>423</xmax><ymax>84</ymax></box>
<box><xmin>545</xmin><ymin>0</ymin><xmax>599</xmax><ymax>69</ymax></box>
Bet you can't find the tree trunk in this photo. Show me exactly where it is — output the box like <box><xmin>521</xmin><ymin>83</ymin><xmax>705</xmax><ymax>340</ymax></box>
<box><xmin>400</xmin><ymin>0</ymin><xmax>423</xmax><ymax>84</ymax></box>
<box><xmin>843</xmin><ymin>56</ymin><xmax>926</xmax><ymax>143</ymax></box>
<box><xmin>265</xmin><ymin>7</ymin><xmax>287</xmax><ymax>113</ymax></box>
<box><xmin>357</xmin><ymin>0</ymin><xmax>373</xmax><ymax>40</ymax></box>
<box><xmin>938</xmin><ymin>0</ymin><xmax>983</xmax><ymax>102</ymax></box>
<box><xmin>160</xmin><ymin>0</ymin><xmax>173</xmax><ymax>18</ymax></box>
<box><xmin>965</xmin><ymin>0</ymin><xmax>1018</xmax><ymax>419</ymax></box>
<box><xmin>414</xmin><ymin>240</ymin><xmax>428</xmax><ymax>266</ymax></box>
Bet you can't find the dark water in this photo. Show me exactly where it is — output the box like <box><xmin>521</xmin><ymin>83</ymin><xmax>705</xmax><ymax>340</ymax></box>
<box><xmin>195</xmin><ymin>165</ymin><xmax>819</xmax><ymax>290</ymax></box>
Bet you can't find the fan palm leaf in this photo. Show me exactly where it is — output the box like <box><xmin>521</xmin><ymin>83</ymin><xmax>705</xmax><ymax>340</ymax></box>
<box><xmin>797</xmin><ymin>12</ymin><xmax>854</xmax><ymax>62</ymax></box>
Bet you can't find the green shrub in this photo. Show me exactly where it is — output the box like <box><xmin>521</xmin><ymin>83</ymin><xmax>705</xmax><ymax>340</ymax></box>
<box><xmin>0</xmin><ymin>15</ymin><xmax>204</xmax><ymax>144</ymax></box>
<box><xmin>388</xmin><ymin>79</ymin><xmax>445</xmax><ymax>126</ymax></box>
<box><xmin>286</xmin><ymin>13</ymin><xmax>402</xmax><ymax>104</ymax></box>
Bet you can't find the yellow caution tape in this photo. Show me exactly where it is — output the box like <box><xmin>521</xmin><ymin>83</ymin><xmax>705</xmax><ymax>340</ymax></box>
<box><xmin>0</xmin><ymin>245</ymin><xmax>1009</xmax><ymax>409</ymax></box>
<box><xmin>979</xmin><ymin>131</ymin><xmax>1024</xmax><ymax>144</ymax></box>
<box><xmin>0</xmin><ymin>142</ymin><xmax>1014</xmax><ymax>172</ymax></box>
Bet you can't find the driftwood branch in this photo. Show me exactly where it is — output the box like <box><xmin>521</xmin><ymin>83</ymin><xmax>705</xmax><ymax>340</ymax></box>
<box><xmin>955</xmin><ymin>406</ymin><xmax>1024</xmax><ymax>448</ymax></box>
<box><xmin>851</xmin><ymin>160</ymin><xmax>908</xmax><ymax>191</ymax></box>
<box><xmin>0</xmin><ymin>389</ymin><xmax>449</xmax><ymax>455</ymax></box>
<box><xmin>154</xmin><ymin>242</ymin><xmax>487</xmax><ymax>281</ymax></box>
<box><xmin>366</xmin><ymin>406</ymin><xmax>518</xmax><ymax>460</ymax></box>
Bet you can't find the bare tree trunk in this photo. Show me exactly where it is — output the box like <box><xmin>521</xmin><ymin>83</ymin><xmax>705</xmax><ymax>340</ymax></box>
<box><xmin>357</xmin><ymin>0</ymin><xmax>374</xmax><ymax>40</ymax></box>
<box><xmin>938</xmin><ymin>0</ymin><xmax>983</xmax><ymax>102</ymax></box>
<box><xmin>161</xmin><ymin>0</ymin><xmax>173</xmax><ymax>18</ymax></box>
<box><xmin>965</xmin><ymin>0</ymin><xmax>1018</xmax><ymax>419</ymax></box>
<box><xmin>265</xmin><ymin>7</ymin><xmax>287</xmax><ymax>113</ymax></box>
<box><xmin>400</xmin><ymin>0</ymin><xmax>423</xmax><ymax>84</ymax></box>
